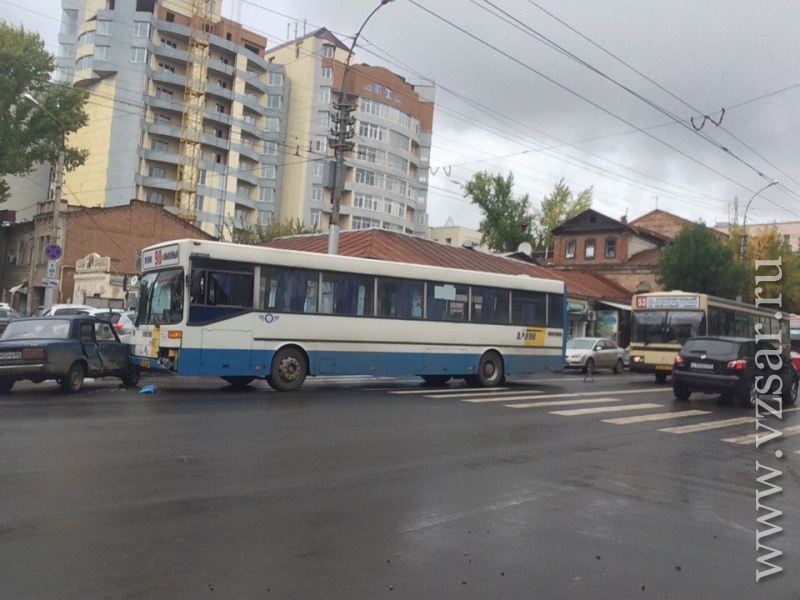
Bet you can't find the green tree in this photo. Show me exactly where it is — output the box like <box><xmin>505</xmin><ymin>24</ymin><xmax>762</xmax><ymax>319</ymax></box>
<box><xmin>658</xmin><ymin>222</ymin><xmax>745</xmax><ymax>298</ymax></box>
<box><xmin>0</xmin><ymin>23</ymin><xmax>89</xmax><ymax>202</ymax></box>
<box><xmin>227</xmin><ymin>217</ymin><xmax>318</xmax><ymax>245</ymax></box>
<box><xmin>532</xmin><ymin>179</ymin><xmax>593</xmax><ymax>250</ymax></box>
<box><xmin>463</xmin><ymin>171</ymin><xmax>533</xmax><ymax>252</ymax></box>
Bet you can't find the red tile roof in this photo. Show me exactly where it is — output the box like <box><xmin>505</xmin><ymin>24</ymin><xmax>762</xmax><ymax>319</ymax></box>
<box><xmin>263</xmin><ymin>230</ymin><xmax>631</xmax><ymax>302</ymax></box>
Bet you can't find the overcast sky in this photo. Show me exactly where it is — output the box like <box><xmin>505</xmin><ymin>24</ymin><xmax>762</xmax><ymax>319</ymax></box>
<box><xmin>5</xmin><ymin>0</ymin><xmax>800</xmax><ymax>229</ymax></box>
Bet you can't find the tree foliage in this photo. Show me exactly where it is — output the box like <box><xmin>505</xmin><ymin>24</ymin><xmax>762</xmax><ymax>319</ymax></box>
<box><xmin>0</xmin><ymin>23</ymin><xmax>89</xmax><ymax>202</ymax></box>
<box><xmin>658</xmin><ymin>223</ymin><xmax>745</xmax><ymax>298</ymax></box>
<box><xmin>463</xmin><ymin>171</ymin><xmax>533</xmax><ymax>252</ymax></box>
<box><xmin>532</xmin><ymin>179</ymin><xmax>593</xmax><ymax>250</ymax></box>
<box><xmin>228</xmin><ymin>217</ymin><xmax>318</xmax><ymax>245</ymax></box>
<box><xmin>740</xmin><ymin>227</ymin><xmax>800</xmax><ymax>313</ymax></box>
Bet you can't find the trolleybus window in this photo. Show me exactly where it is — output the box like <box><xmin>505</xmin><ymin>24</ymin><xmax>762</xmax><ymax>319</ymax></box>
<box><xmin>260</xmin><ymin>268</ymin><xmax>320</xmax><ymax>313</ymax></box>
<box><xmin>426</xmin><ymin>282</ymin><xmax>468</xmax><ymax>322</ymax></box>
<box><xmin>470</xmin><ymin>287</ymin><xmax>510</xmax><ymax>325</ymax></box>
<box><xmin>512</xmin><ymin>290</ymin><xmax>547</xmax><ymax>327</ymax></box>
<box><xmin>376</xmin><ymin>278</ymin><xmax>424</xmax><ymax>319</ymax></box>
<box><xmin>320</xmin><ymin>272</ymin><xmax>374</xmax><ymax>316</ymax></box>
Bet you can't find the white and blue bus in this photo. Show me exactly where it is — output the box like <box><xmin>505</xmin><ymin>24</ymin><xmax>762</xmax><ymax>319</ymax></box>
<box><xmin>130</xmin><ymin>239</ymin><xmax>567</xmax><ymax>390</ymax></box>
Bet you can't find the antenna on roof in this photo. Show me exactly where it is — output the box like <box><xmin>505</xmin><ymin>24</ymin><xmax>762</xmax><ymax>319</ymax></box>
<box><xmin>517</xmin><ymin>242</ymin><xmax>532</xmax><ymax>255</ymax></box>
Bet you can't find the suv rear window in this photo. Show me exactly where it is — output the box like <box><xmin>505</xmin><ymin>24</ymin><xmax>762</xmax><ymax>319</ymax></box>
<box><xmin>682</xmin><ymin>339</ymin><xmax>742</xmax><ymax>358</ymax></box>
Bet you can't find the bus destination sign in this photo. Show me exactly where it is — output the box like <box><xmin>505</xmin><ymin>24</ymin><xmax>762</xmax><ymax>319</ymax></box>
<box><xmin>637</xmin><ymin>295</ymin><xmax>701</xmax><ymax>310</ymax></box>
<box><xmin>142</xmin><ymin>244</ymin><xmax>180</xmax><ymax>270</ymax></box>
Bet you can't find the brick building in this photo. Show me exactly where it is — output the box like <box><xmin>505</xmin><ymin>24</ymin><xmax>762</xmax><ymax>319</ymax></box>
<box><xmin>0</xmin><ymin>200</ymin><xmax>213</xmax><ymax>313</ymax></box>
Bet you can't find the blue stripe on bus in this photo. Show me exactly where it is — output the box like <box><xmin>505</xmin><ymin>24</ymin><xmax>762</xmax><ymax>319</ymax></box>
<box><xmin>175</xmin><ymin>348</ymin><xmax>564</xmax><ymax>378</ymax></box>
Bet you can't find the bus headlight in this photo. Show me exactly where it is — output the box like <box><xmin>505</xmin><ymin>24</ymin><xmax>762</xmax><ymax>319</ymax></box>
<box><xmin>632</xmin><ymin>355</ymin><xmax>643</xmax><ymax>363</ymax></box>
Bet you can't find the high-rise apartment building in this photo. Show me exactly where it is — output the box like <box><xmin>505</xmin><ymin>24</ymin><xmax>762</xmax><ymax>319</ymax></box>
<box><xmin>55</xmin><ymin>0</ymin><xmax>288</xmax><ymax>237</ymax></box>
<box><xmin>265</xmin><ymin>29</ymin><xmax>434</xmax><ymax>236</ymax></box>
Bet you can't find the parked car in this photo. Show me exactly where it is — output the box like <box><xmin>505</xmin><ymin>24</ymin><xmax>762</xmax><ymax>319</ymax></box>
<box><xmin>0</xmin><ymin>315</ymin><xmax>140</xmax><ymax>393</ymax></box>
<box><xmin>77</xmin><ymin>308</ymin><xmax>135</xmax><ymax>335</ymax></box>
<box><xmin>565</xmin><ymin>337</ymin><xmax>625</xmax><ymax>373</ymax></box>
<box><xmin>672</xmin><ymin>336</ymin><xmax>798</xmax><ymax>407</ymax></box>
<box><xmin>623</xmin><ymin>346</ymin><xmax>630</xmax><ymax>369</ymax></box>
<box><xmin>39</xmin><ymin>304</ymin><xmax>95</xmax><ymax>317</ymax></box>
<box><xmin>0</xmin><ymin>308</ymin><xmax>24</xmax><ymax>336</ymax></box>
<box><xmin>791</xmin><ymin>329</ymin><xmax>800</xmax><ymax>371</ymax></box>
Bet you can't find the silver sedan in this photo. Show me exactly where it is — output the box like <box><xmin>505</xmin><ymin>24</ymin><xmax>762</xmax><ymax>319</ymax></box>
<box><xmin>565</xmin><ymin>337</ymin><xmax>626</xmax><ymax>374</ymax></box>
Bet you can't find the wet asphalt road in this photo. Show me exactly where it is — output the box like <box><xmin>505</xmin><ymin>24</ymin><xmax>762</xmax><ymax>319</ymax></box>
<box><xmin>0</xmin><ymin>371</ymin><xmax>799</xmax><ymax>599</ymax></box>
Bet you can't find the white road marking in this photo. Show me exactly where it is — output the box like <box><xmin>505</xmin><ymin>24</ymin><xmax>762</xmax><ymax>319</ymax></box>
<box><xmin>389</xmin><ymin>387</ymin><xmax>510</xmax><ymax>395</ymax></box>
<box><xmin>504</xmin><ymin>397</ymin><xmax>623</xmax><ymax>408</ymax></box>
<box><xmin>491</xmin><ymin>388</ymin><xmax>674</xmax><ymax>403</ymax></box>
<box><xmin>601</xmin><ymin>409</ymin><xmax>711</xmax><ymax>425</ymax></box>
<box><xmin>659</xmin><ymin>416</ymin><xmax>762</xmax><ymax>434</ymax></box>
<box><xmin>550</xmin><ymin>403</ymin><xmax>663</xmax><ymax>416</ymax></box>
<box><xmin>723</xmin><ymin>424</ymin><xmax>800</xmax><ymax>445</ymax></box>
<box><xmin>426</xmin><ymin>389</ymin><xmax>541</xmax><ymax>399</ymax></box>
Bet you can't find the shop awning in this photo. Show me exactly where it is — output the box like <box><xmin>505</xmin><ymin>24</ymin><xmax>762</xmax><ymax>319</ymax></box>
<box><xmin>599</xmin><ymin>300</ymin><xmax>631</xmax><ymax>311</ymax></box>
<box><xmin>8</xmin><ymin>283</ymin><xmax>27</xmax><ymax>295</ymax></box>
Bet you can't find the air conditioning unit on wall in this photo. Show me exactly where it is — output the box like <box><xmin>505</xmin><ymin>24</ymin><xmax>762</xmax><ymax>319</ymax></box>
<box><xmin>586</xmin><ymin>310</ymin><xmax>597</xmax><ymax>321</ymax></box>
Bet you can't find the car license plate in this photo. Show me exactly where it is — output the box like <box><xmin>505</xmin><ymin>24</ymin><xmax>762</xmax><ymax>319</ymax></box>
<box><xmin>0</xmin><ymin>351</ymin><xmax>21</xmax><ymax>360</ymax></box>
<box><xmin>691</xmin><ymin>362</ymin><xmax>714</xmax><ymax>370</ymax></box>
<box><xmin>656</xmin><ymin>365</ymin><xmax>671</xmax><ymax>371</ymax></box>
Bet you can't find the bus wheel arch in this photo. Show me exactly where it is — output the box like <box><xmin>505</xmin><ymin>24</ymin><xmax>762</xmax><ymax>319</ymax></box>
<box><xmin>473</xmin><ymin>350</ymin><xmax>505</xmax><ymax>388</ymax></box>
<box><xmin>269</xmin><ymin>345</ymin><xmax>309</xmax><ymax>392</ymax></box>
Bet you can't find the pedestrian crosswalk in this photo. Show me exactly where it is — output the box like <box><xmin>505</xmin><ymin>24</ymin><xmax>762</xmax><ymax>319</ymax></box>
<box><xmin>388</xmin><ymin>385</ymin><xmax>800</xmax><ymax>453</ymax></box>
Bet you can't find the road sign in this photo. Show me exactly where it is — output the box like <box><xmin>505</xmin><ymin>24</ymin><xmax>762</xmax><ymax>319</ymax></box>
<box><xmin>46</xmin><ymin>260</ymin><xmax>58</xmax><ymax>279</ymax></box>
<box><xmin>41</xmin><ymin>278</ymin><xmax>59</xmax><ymax>288</ymax></box>
<box><xmin>44</xmin><ymin>244</ymin><xmax>62</xmax><ymax>261</ymax></box>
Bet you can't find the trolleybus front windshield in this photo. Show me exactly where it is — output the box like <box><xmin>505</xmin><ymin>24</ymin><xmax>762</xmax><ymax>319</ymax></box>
<box><xmin>137</xmin><ymin>268</ymin><xmax>184</xmax><ymax>326</ymax></box>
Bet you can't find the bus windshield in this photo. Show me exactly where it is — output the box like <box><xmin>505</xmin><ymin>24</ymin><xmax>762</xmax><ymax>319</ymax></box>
<box><xmin>632</xmin><ymin>310</ymin><xmax>705</xmax><ymax>345</ymax></box>
<box><xmin>137</xmin><ymin>268</ymin><xmax>184</xmax><ymax>326</ymax></box>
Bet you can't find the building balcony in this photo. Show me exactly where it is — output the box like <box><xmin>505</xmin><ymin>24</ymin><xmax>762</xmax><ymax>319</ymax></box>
<box><xmin>143</xmin><ymin>121</ymin><xmax>182</xmax><ymax>139</ymax></box>
<box><xmin>204</xmin><ymin>109</ymin><xmax>234</xmax><ymax>127</ymax></box>
<box><xmin>240</xmin><ymin>73</ymin><xmax>268</xmax><ymax>95</ymax></box>
<box><xmin>239</xmin><ymin>92</ymin><xmax>265</xmax><ymax>112</ymax></box>
<box><xmin>151</xmin><ymin>42</ymin><xmax>189</xmax><ymax>64</ymax></box>
<box><xmin>136</xmin><ymin>174</ymin><xmax>179</xmax><ymax>192</ymax></box>
<box><xmin>206</xmin><ymin>84</ymin><xmax>234</xmax><ymax>102</ymax></box>
<box><xmin>148</xmin><ymin>67</ymin><xmax>185</xmax><ymax>88</ymax></box>
<box><xmin>208</xmin><ymin>58</ymin><xmax>235</xmax><ymax>77</ymax></box>
<box><xmin>201</xmin><ymin>133</ymin><xmax>234</xmax><ymax>152</ymax></box>
<box><xmin>235</xmin><ymin>142</ymin><xmax>261</xmax><ymax>163</ymax></box>
<box><xmin>238</xmin><ymin>119</ymin><xmax>264</xmax><ymax>139</ymax></box>
<box><xmin>144</xmin><ymin>94</ymin><xmax>184</xmax><ymax>114</ymax></box>
<box><xmin>235</xmin><ymin>169</ymin><xmax>260</xmax><ymax>187</ymax></box>
<box><xmin>141</xmin><ymin>148</ymin><xmax>180</xmax><ymax>166</ymax></box>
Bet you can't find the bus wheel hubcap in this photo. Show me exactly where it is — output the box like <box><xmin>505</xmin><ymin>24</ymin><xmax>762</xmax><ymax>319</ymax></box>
<box><xmin>280</xmin><ymin>358</ymin><xmax>299</xmax><ymax>381</ymax></box>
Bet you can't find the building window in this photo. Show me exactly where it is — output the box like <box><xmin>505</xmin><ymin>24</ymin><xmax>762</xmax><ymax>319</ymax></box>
<box><xmin>196</xmin><ymin>195</ymin><xmax>204</xmax><ymax>211</ymax></box>
<box><xmin>148</xmin><ymin>166</ymin><xmax>166</xmax><ymax>178</ymax></box>
<box><xmin>605</xmin><ymin>237</ymin><xmax>617</xmax><ymax>259</ymax></box>
<box><xmin>319</xmin><ymin>87</ymin><xmax>331</xmax><ymax>104</ymax></box>
<box><xmin>321</xmin><ymin>66</ymin><xmax>333</xmax><ymax>79</ymax></box>
<box><xmin>352</xmin><ymin>216</ymin><xmax>380</xmax><ymax>230</ymax></box>
<box><xmin>565</xmin><ymin>240</ymin><xmax>576</xmax><ymax>259</ymax></box>
<box><xmin>357</xmin><ymin>145</ymin><xmax>385</xmax><ymax>165</ymax></box>
<box><xmin>267</xmin><ymin>94</ymin><xmax>282</xmax><ymax>109</ymax></box>
<box><xmin>268</xmin><ymin>71</ymin><xmax>283</xmax><ymax>86</ymax></box>
<box><xmin>237</xmin><ymin>185</ymin><xmax>252</xmax><ymax>200</ymax></box>
<box><xmin>96</xmin><ymin>20</ymin><xmax>111</xmax><ymax>36</ymax></box>
<box><xmin>151</xmin><ymin>139</ymin><xmax>169</xmax><ymax>152</ymax></box>
<box><xmin>259</xmin><ymin>187</ymin><xmax>274</xmax><ymax>202</ymax></box>
<box><xmin>263</xmin><ymin>141</ymin><xmax>278</xmax><ymax>156</ymax></box>
<box><xmin>584</xmin><ymin>239</ymin><xmax>596</xmax><ymax>260</ymax></box>
<box><xmin>313</xmin><ymin>162</ymin><xmax>324</xmax><ymax>177</ymax></box>
<box><xmin>310</xmin><ymin>209</ymin><xmax>322</xmax><ymax>229</ymax></box>
<box><xmin>314</xmin><ymin>136</ymin><xmax>327</xmax><ymax>153</ymax></box>
<box><xmin>78</xmin><ymin>31</ymin><xmax>95</xmax><ymax>46</ymax></box>
<box><xmin>355</xmin><ymin>168</ymin><xmax>381</xmax><ymax>188</ymax></box>
<box><xmin>258</xmin><ymin>210</ymin><xmax>273</xmax><ymax>225</ymax></box>
<box><xmin>76</xmin><ymin>56</ymin><xmax>94</xmax><ymax>70</ymax></box>
<box><xmin>359</xmin><ymin>122</ymin><xmax>386</xmax><ymax>142</ymax></box>
<box><xmin>154</xmin><ymin>114</ymin><xmax>171</xmax><ymax>125</ymax></box>
<box><xmin>61</xmin><ymin>9</ymin><xmax>79</xmax><ymax>35</ymax></box>
<box><xmin>133</xmin><ymin>21</ymin><xmax>150</xmax><ymax>38</ymax></box>
<box><xmin>158</xmin><ymin>62</ymin><xmax>175</xmax><ymax>73</ymax></box>
<box><xmin>353</xmin><ymin>193</ymin><xmax>380</xmax><ymax>211</ymax></box>
<box><xmin>155</xmin><ymin>87</ymin><xmax>173</xmax><ymax>100</ymax></box>
<box><xmin>322</xmin><ymin>44</ymin><xmax>334</xmax><ymax>58</ymax></box>
<box><xmin>317</xmin><ymin>111</ymin><xmax>330</xmax><ymax>128</ymax></box>
<box><xmin>95</xmin><ymin>46</ymin><xmax>110</xmax><ymax>61</ymax></box>
<box><xmin>147</xmin><ymin>192</ymin><xmax>164</xmax><ymax>205</ymax></box>
<box><xmin>161</xmin><ymin>38</ymin><xmax>177</xmax><ymax>49</ymax></box>
<box><xmin>389</xmin><ymin>130</ymin><xmax>409</xmax><ymax>151</ymax></box>
<box><xmin>265</xmin><ymin>117</ymin><xmax>280</xmax><ymax>132</ymax></box>
<box><xmin>243</xmin><ymin>114</ymin><xmax>257</xmax><ymax>126</ymax></box>
<box><xmin>130</xmin><ymin>47</ymin><xmax>148</xmax><ymax>63</ymax></box>
<box><xmin>311</xmin><ymin>186</ymin><xmax>323</xmax><ymax>201</ymax></box>
<box><xmin>261</xmin><ymin>164</ymin><xmax>276</xmax><ymax>179</ymax></box>
<box><xmin>166</xmin><ymin>12</ymin><xmax>176</xmax><ymax>22</ymax></box>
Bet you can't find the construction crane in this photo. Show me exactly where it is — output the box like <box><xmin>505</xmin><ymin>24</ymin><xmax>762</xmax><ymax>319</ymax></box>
<box><xmin>176</xmin><ymin>0</ymin><xmax>213</xmax><ymax>224</ymax></box>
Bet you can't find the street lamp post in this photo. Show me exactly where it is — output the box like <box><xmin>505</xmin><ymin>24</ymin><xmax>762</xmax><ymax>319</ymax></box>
<box><xmin>328</xmin><ymin>0</ymin><xmax>395</xmax><ymax>255</ymax></box>
<box><xmin>22</xmin><ymin>93</ymin><xmax>67</xmax><ymax>312</ymax></box>
<box><xmin>739</xmin><ymin>180</ymin><xmax>779</xmax><ymax>262</ymax></box>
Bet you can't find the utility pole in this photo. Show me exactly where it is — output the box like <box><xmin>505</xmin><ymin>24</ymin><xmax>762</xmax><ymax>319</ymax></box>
<box><xmin>740</xmin><ymin>181</ymin><xmax>779</xmax><ymax>262</ymax></box>
<box><xmin>22</xmin><ymin>93</ymin><xmax>67</xmax><ymax>312</ymax></box>
<box><xmin>328</xmin><ymin>0</ymin><xmax>395</xmax><ymax>255</ymax></box>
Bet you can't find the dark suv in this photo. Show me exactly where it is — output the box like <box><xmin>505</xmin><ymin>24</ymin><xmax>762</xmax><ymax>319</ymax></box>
<box><xmin>672</xmin><ymin>336</ymin><xmax>798</xmax><ymax>407</ymax></box>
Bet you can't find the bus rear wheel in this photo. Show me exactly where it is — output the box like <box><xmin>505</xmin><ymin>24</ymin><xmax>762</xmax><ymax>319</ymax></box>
<box><xmin>474</xmin><ymin>351</ymin><xmax>504</xmax><ymax>388</ymax></box>
<box><xmin>270</xmin><ymin>347</ymin><xmax>308</xmax><ymax>392</ymax></box>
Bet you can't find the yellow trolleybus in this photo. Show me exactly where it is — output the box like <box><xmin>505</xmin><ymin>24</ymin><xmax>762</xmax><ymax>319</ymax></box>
<box><xmin>629</xmin><ymin>291</ymin><xmax>786</xmax><ymax>382</ymax></box>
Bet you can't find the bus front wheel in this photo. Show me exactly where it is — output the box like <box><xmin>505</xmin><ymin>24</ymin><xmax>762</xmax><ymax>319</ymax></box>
<box><xmin>270</xmin><ymin>347</ymin><xmax>308</xmax><ymax>392</ymax></box>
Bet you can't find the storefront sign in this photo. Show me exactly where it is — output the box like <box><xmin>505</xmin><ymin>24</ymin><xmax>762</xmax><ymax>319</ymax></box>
<box><xmin>567</xmin><ymin>300</ymin><xmax>587</xmax><ymax>313</ymax></box>
<box><xmin>596</xmin><ymin>310</ymin><xmax>619</xmax><ymax>340</ymax></box>
<box><xmin>636</xmin><ymin>295</ymin><xmax>700</xmax><ymax>310</ymax></box>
